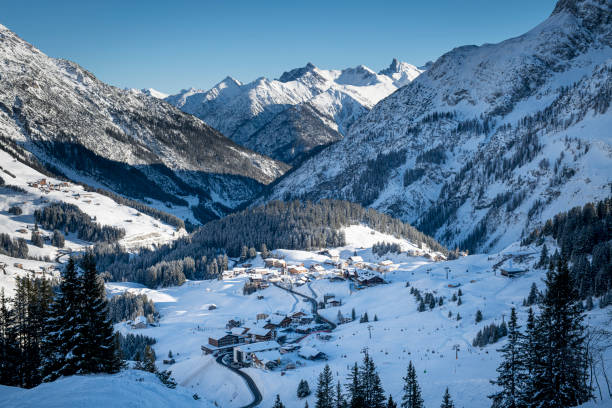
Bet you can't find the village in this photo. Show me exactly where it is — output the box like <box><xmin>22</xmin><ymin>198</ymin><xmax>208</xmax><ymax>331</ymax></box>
<box><xmin>194</xmin><ymin>251</ymin><xmax>406</xmax><ymax>372</ymax></box>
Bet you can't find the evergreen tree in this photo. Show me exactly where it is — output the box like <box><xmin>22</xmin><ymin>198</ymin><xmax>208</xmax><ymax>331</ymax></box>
<box><xmin>361</xmin><ymin>351</ymin><xmax>385</xmax><ymax>408</ymax></box>
<box><xmin>475</xmin><ymin>310</ymin><xmax>483</xmax><ymax>323</ymax></box>
<box><xmin>316</xmin><ymin>364</ymin><xmax>334</xmax><ymax>408</ymax></box>
<box><xmin>387</xmin><ymin>395</ymin><xmax>398</xmax><ymax>408</ymax></box>
<box><xmin>538</xmin><ymin>244</ymin><xmax>548</xmax><ymax>268</ymax></box>
<box><xmin>335</xmin><ymin>380</ymin><xmax>346</xmax><ymax>408</ymax></box>
<box><xmin>417</xmin><ymin>300</ymin><xmax>426</xmax><ymax>312</ymax></box>
<box><xmin>40</xmin><ymin>258</ymin><xmax>81</xmax><ymax>381</ymax></box>
<box><xmin>143</xmin><ymin>345</ymin><xmax>156</xmax><ymax>373</ymax></box>
<box><xmin>525</xmin><ymin>283</ymin><xmax>539</xmax><ymax>306</ymax></box>
<box><xmin>298</xmin><ymin>379</ymin><xmax>312</xmax><ymax>398</ymax></box>
<box><xmin>457</xmin><ymin>297</ymin><xmax>462</xmax><ymax>306</ymax></box>
<box><xmin>346</xmin><ymin>362</ymin><xmax>364</xmax><ymax>408</ymax></box>
<box><xmin>401</xmin><ymin>361</ymin><xmax>423</xmax><ymax>408</ymax></box>
<box><xmin>351</xmin><ymin>308</ymin><xmax>356</xmax><ymax>321</ymax></box>
<box><xmin>526</xmin><ymin>260</ymin><xmax>591</xmax><ymax>407</ymax></box>
<box><xmin>273</xmin><ymin>394</ymin><xmax>285</xmax><ymax>408</ymax></box>
<box><xmin>0</xmin><ymin>289</ymin><xmax>19</xmax><ymax>386</ymax></box>
<box><xmin>489</xmin><ymin>308</ymin><xmax>526</xmax><ymax>408</ymax></box>
<box><xmin>440</xmin><ymin>388</ymin><xmax>455</xmax><ymax>408</ymax></box>
<box><xmin>73</xmin><ymin>254</ymin><xmax>120</xmax><ymax>375</ymax></box>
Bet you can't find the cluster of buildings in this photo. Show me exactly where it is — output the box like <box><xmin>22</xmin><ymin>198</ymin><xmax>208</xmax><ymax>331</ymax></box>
<box><xmin>27</xmin><ymin>178</ymin><xmax>70</xmax><ymax>193</ymax></box>
<box><xmin>223</xmin><ymin>253</ymin><xmax>398</xmax><ymax>291</ymax></box>
<box><xmin>201</xmin><ymin>310</ymin><xmax>328</xmax><ymax>370</ymax></box>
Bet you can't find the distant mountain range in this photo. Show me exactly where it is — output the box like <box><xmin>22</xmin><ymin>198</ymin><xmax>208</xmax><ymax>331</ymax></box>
<box><xmin>260</xmin><ymin>0</ymin><xmax>612</xmax><ymax>252</ymax></box>
<box><xmin>162</xmin><ymin>60</ymin><xmax>423</xmax><ymax>164</ymax></box>
<box><xmin>0</xmin><ymin>23</ymin><xmax>288</xmax><ymax>222</ymax></box>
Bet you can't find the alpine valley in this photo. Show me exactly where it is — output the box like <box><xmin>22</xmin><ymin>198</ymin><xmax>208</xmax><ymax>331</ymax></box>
<box><xmin>0</xmin><ymin>1</ymin><xmax>610</xmax><ymax>408</ymax></box>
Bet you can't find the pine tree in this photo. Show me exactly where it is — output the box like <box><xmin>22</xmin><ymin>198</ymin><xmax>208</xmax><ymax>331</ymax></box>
<box><xmin>401</xmin><ymin>361</ymin><xmax>423</xmax><ymax>408</ymax></box>
<box><xmin>0</xmin><ymin>289</ymin><xmax>19</xmax><ymax>386</ymax></box>
<box><xmin>457</xmin><ymin>297</ymin><xmax>462</xmax><ymax>306</ymax></box>
<box><xmin>143</xmin><ymin>345</ymin><xmax>156</xmax><ymax>373</ymax></box>
<box><xmin>298</xmin><ymin>379</ymin><xmax>311</xmax><ymax>398</ymax></box>
<box><xmin>273</xmin><ymin>394</ymin><xmax>285</xmax><ymax>408</ymax></box>
<box><xmin>526</xmin><ymin>283</ymin><xmax>539</xmax><ymax>306</ymax></box>
<box><xmin>351</xmin><ymin>308</ymin><xmax>356</xmax><ymax>321</ymax></box>
<box><xmin>488</xmin><ymin>308</ymin><xmax>526</xmax><ymax>408</ymax></box>
<box><xmin>361</xmin><ymin>351</ymin><xmax>385</xmax><ymax>408</ymax></box>
<box><xmin>538</xmin><ymin>244</ymin><xmax>548</xmax><ymax>268</ymax></box>
<box><xmin>475</xmin><ymin>310</ymin><xmax>483</xmax><ymax>323</ymax></box>
<box><xmin>526</xmin><ymin>260</ymin><xmax>591</xmax><ymax>407</ymax></box>
<box><xmin>387</xmin><ymin>395</ymin><xmax>398</xmax><ymax>408</ymax></box>
<box><xmin>440</xmin><ymin>388</ymin><xmax>455</xmax><ymax>408</ymax></box>
<box><xmin>335</xmin><ymin>380</ymin><xmax>346</xmax><ymax>408</ymax></box>
<box><xmin>73</xmin><ymin>254</ymin><xmax>120</xmax><ymax>374</ymax></box>
<box><xmin>41</xmin><ymin>258</ymin><xmax>82</xmax><ymax>380</ymax></box>
<box><xmin>346</xmin><ymin>362</ymin><xmax>364</xmax><ymax>408</ymax></box>
<box><xmin>316</xmin><ymin>364</ymin><xmax>334</xmax><ymax>408</ymax></box>
<box><xmin>417</xmin><ymin>300</ymin><xmax>426</xmax><ymax>312</ymax></box>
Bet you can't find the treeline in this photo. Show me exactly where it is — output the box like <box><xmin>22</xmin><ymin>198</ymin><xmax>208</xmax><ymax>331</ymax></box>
<box><xmin>472</xmin><ymin>321</ymin><xmax>508</xmax><ymax>347</ymax></box>
<box><xmin>34</xmin><ymin>202</ymin><xmax>125</xmax><ymax>243</ymax></box>
<box><xmin>89</xmin><ymin>200</ymin><xmax>445</xmax><ymax>288</ymax></box>
<box><xmin>91</xmin><ymin>242</ymin><xmax>228</xmax><ymax>288</ymax></box>
<box><xmin>0</xmin><ymin>256</ymin><xmax>118</xmax><ymax>388</ymax></box>
<box><xmin>523</xmin><ymin>197</ymin><xmax>611</xmax><ymax>298</ymax></box>
<box><xmin>372</xmin><ymin>241</ymin><xmax>401</xmax><ymax>257</ymax></box>
<box><xmin>108</xmin><ymin>292</ymin><xmax>158</xmax><ymax>324</ymax></box>
<box><xmin>192</xmin><ymin>200</ymin><xmax>447</xmax><ymax>257</ymax></box>
<box><xmin>0</xmin><ymin>233</ymin><xmax>28</xmax><ymax>258</ymax></box>
<box><xmin>115</xmin><ymin>332</ymin><xmax>156</xmax><ymax>361</ymax></box>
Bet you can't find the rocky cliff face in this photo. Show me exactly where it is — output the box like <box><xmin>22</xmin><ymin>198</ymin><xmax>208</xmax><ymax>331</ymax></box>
<box><xmin>0</xmin><ymin>23</ymin><xmax>288</xmax><ymax>221</ymax></box>
<box><xmin>165</xmin><ymin>61</ymin><xmax>423</xmax><ymax>165</ymax></box>
<box><xmin>262</xmin><ymin>0</ymin><xmax>612</xmax><ymax>253</ymax></box>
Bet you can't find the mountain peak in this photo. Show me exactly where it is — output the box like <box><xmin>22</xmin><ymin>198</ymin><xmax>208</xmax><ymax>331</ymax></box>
<box><xmin>277</xmin><ymin>62</ymin><xmax>317</xmax><ymax>83</ymax></box>
<box><xmin>551</xmin><ymin>0</ymin><xmax>612</xmax><ymax>30</ymax></box>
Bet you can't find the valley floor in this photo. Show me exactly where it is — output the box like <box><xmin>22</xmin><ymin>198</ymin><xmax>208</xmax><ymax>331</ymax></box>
<box><xmin>106</xmin><ymin>236</ymin><xmax>612</xmax><ymax>408</ymax></box>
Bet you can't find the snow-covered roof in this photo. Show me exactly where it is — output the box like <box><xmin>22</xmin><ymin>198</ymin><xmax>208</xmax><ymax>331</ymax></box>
<box><xmin>349</xmin><ymin>256</ymin><xmax>363</xmax><ymax>262</ymax></box>
<box><xmin>298</xmin><ymin>346</ymin><xmax>323</xmax><ymax>359</ymax></box>
<box><xmin>236</xmin><ymin>341</ymin><xmax>280</xmax><ymax>353</ymax></box>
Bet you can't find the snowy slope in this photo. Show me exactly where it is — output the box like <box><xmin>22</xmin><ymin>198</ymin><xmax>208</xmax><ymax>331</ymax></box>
<box><xmin>0</xmin><ymin>23</ymin><xmax>288</xmax><ymax>219</ymax></box>
<box><xmin>263</xmin><ymin>0</ymin><xmax>612</xmax><ymax>253</ymax></box>
<box><xmin>0</xmin><ymin>149</ymin><xmax>185</xmax><ymax>297</ymax></box>
<box><xmin>1</xmin><ymin>370</ymin><xmax>213</xmax><ymax>408</ymax></box>
<box><xmin>166</xmin><ymin>60</ymin><xmax>423</xmax><ymax>164</ymax></box>
<box><xmin>100</xmin><ymin>234</ymin><xmax>611</xmax><ymax>408</ymax></box>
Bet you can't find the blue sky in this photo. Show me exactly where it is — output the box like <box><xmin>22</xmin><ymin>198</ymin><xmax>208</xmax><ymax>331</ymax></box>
<box><xmin>3</xmin><ymin>0</ymin><xmax>557</xmax><ymax>94</ymax></box>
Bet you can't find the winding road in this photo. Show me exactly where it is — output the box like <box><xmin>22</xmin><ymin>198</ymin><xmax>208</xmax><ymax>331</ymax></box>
<box><xmin>215</xmin><ymin>354</ymin><xmax>263</xmax><ymax>408</ymax></box>
<box><xmin>210</xmin><ymin>281</ymin><xmax>337</xmax><ymax>407</ymax></box>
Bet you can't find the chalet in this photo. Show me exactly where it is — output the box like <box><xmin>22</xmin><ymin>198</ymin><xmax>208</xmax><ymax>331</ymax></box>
<box><xmin>233</xmin><ymin>341</ymin><xmax>281</xmax><ymax>364</ymax></box>
<box><xmin>208</xmin><ymin>332</ymin><xmax>242</xmax><ymax>348</ymax></box>
<box><xmin>131</xmin><ymin>316</ymin><xmax>148</xmax><ymax>329</ymax></box>
<box><xmin>251</xmin><ymin>350</ymin><xmax>281</xmax><ymax>370</ymax></box>
<box><xmin>298</xmin><ymin>346</ymin><xmax>327</xmax><ymax>361</ymax></box>
<box><xmin>248</xmin><ymin>327</ymin><xmax>275</xmax><ymax>342</ymax></box>
<box><xmin>327</xmin><ymin>299</ymin><xmax>341</xmax><ymax>307</ymax></box>
<box><xmin>348</xmin><ymin>256</ymin><xmax>364</xmax><ymax>268</ymax></box>
<box><xmin>355</xmin><ymin>271</ymin><xmax>385</xmax><ymax>286</ymax></box>
<box><xmin>266</xmin><ymin>314</ymin><xmax>292</xmax><ymax>328</ymax></box>
<box><xmin>500</xmin><ymin>267</ymin><xmax>527</xmax><ymax>278</ymax></box>
<box><xmin>500</xmin><ymin>260</ymin><xmax>528</xmax><ymax>278</ymax></box>
<box><xmin>288</xmin><ymin>265</ymin><xmax>307</xmax><ymax>275</ymax></box>
<box><xmin>310</xmin><ymin>264</ymin><xmax>326</xmax><ymax>273</ymax></box>
<box><xmin>256</xmin><ymin>313</ymin><xmax>269</xmax><ymax>321</ymax></box>
<box><xmin>264</xmin><ymin>258</ymin><xmax>286</xmax><ymax>268</ymax></box>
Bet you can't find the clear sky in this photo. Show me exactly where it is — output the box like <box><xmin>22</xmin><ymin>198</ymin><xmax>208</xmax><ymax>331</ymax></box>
<box><xmin>2</xmin><ymin>0</ymin><xmax>557</xmax><ymax>94</ymax></box>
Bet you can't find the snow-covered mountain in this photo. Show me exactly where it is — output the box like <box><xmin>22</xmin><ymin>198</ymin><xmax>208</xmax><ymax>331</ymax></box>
<box><xmin>140</xmin><ymin>88</ymin><xmax>169</xmax><ymax>99</ymax></box>
<box><xmin>165</xmin><ymin>60</ymin><xmax>423</xmax><ymax>164</ymax></box>
<box><xmin>262</xmin><ymin>0</ymin><xmax>612</xmax><ymax>253</ymax></box>
<box><xmin>0</xmin><ymin>23</ymin><xmax>288</xmax><ymax>221</ymax></box>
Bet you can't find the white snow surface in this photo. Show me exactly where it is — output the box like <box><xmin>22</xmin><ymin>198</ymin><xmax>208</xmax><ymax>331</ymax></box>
<box><xmin>1</xmin><ymin>370</ymin><xmax>212</xmax><ymax>408</ymax></box>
